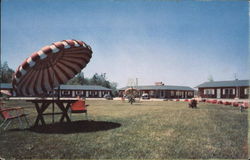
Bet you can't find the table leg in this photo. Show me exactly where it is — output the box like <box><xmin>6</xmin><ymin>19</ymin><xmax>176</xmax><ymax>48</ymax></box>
<box><xmin>56</xmin><ymin>102</ymin><xmax>71</xmax><ymax>123</ymax></box>
<box><xmin>34</xmin><ymin>102</ymin><xmax>50</xmax><ymax>126</ymax></box>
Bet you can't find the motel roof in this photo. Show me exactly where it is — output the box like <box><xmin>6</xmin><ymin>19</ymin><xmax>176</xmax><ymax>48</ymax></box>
<box><xmin>0</xmin><ymin>83</ymin><xmax>111</xmax><ymax>91</ymax></box>
<box><xmin>0</xmin><ymin>83</ymin><xmax>12</xmax><ymax>89</ymax></box>
<box><xmin>196</xmin><ymin>80</ymin><xmax>250</xmax><ymax>88</ymax></box>
<box><xmin>119</xmin><ymin>85</ymin><xmax>194</xmax><ymax>91</ymax></box>
<box><xmin>59</xmin><ymin>85</ymin><xmax>112</xmax><ymax>91</ymax></box>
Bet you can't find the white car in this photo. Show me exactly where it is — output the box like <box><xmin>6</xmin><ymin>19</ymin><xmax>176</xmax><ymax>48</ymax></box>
<box><xmin>103</xmin><ymin>94</ymin><xmax>113</xmax><ymax>100</ymax></box>
<box><xmin>141</xmin><ymin>93</ymin><xmax>150</xmax><ymax>99</ymax></box>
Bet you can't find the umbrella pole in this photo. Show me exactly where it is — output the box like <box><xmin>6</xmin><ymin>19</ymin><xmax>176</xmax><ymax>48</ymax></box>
<box><xmin>52</xmin><ymin>67</ymin><xmax>55</xmax><ymax>124</ymax></box>
<box><xmin>52</xmin><ymin>87</ymin><xmax>55</xmax><ymax>124</ymax></box>
<box><xmin>51</xmin><ymin>85</ymin><xmax>60</xmax><ymax>124</ymax></box>
<box><xmin>58</xmin><ymin>85</ymin><xmax>60</xmax><ymax>100</ymax></box>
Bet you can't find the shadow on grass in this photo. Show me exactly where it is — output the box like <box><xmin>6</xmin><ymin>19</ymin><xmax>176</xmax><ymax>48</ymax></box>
<box><xmin>130</xmin><ymin>103</ymin><xmax>141</xmax><ymax>106</ymax></box>
<box><xmin>10</xmin><ymin>120</ymin><xmax>121</xmax><ymax>134</ymax></box>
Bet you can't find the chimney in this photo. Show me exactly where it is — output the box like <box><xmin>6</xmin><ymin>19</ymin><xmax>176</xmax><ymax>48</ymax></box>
<box><xmin>155</xmin><ymin>82</ymin><xmax>164</xmax><ymax>86</ymax></box>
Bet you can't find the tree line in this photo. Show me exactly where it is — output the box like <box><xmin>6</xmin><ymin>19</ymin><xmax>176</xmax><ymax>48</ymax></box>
<box><xmin>0</xmin><ymin>62</ymin><xmax>14</xmax><ymax>83</ymax></box>
<box><xmin>67</xmin><ymin>72</ymin><xmax>118</xmax><ymax>96</ymax></box>
<box><xmin>0</xmin><ymin>61</ymin><xmax>118</xmax><ymax>96</ymax></box>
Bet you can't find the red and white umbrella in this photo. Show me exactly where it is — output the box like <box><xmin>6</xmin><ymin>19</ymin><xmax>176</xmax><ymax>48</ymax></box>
<box><xmin>12</xmin><ymin>39</ymin><xmax>93</xmax><ymax>96</ymax></box>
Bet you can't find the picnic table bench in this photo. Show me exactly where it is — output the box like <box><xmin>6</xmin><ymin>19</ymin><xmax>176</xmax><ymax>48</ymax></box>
<box><xmin>27</xmin><ymin>99</ymin><xmax>77</xmax><ymax>127</ymax></box>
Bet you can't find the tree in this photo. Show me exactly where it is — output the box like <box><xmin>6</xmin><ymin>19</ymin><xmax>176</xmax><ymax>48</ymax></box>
<box><xmin>0</xmin><ymin>62</ymin><xmax>14</xmax><ymax>83</ymax></box>
<box><xmin>67</xmin><ymin>72</ymin><xmax>118</xmax><ymax>96</ymax></box>
<box><xmin>90</xmin><ymin>73</ymin><xmax>100</xmax><ymax>85</ymax></box>
<box><xmin>67</xmin><ymin>72</ymin><xmax>90</xmax><ymax>85</ymax></box>
<box><xmin>89</xmin><ymin>73</ymin><xmax>111</xmax><ymax>88</ymax></box>
<box><xmin>110</xmin><ymin>82</ymin><xmax>118</xmax><ymax>96</ymax></box>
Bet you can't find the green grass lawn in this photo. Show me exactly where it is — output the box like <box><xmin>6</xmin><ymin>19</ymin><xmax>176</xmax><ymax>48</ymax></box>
<box><xmin>0</xmin><ymin>100</ymin><xmax>248</xmax><ymax>159</ymax></box>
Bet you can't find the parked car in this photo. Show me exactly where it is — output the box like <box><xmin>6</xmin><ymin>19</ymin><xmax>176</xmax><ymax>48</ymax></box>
<box><xmin>141</xmin><ymin>93</ymin><xmax>150</xmax><ymax>99</ymax></box>
<box><xmin>103</xmin><ymin>94</ymin><xmax>113</xmax><ymax>100</ymax></box>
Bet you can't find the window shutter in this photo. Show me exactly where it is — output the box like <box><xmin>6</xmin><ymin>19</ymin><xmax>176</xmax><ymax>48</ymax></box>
<box><xmin>223</xmin><ymin>89</ymin><xmax>225</xmax><ymax>95</ymax></box>
<box><xmin>233</xmin><ymin>89</ymin><xmax>235</xmax><ymax>95</ymax></box>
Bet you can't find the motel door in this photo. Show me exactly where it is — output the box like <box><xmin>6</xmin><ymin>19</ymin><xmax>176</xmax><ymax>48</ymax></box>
<box><xmin>217</xmin><ymin>89</ymin><xmax>221</xmax><ymax>98</ymax></box>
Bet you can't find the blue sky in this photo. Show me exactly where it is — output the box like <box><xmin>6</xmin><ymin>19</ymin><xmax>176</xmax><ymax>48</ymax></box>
<box><xmin>1</xmin><ymin>0</ymin><xmax>249</xmax><ymax>88</ymax></box>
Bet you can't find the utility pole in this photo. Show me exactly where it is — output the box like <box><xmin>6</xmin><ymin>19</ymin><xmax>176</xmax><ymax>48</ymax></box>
<box><xmin>135</xmin><ymin>78</ymin><xmax>141</xmax><ymax>100</ymax></box>
<box><xmin>234</xmin><ymin>73</ymin><xmax>238</xmax><ymax>98</ymax></box>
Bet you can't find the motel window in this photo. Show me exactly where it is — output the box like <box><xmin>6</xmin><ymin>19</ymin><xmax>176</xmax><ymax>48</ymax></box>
<box><xmin>204</xmin><ymin>89</ymin><xmax>210</xmax><ymax>95</ymax></box>
<box><xmin>229</xmin><ymin>89</ymin><xmax>233</xmax><ymax>95</ymax></box>
<box><xmin>223</xmin><ymin>88</ymin><xmax>235</xmax><ymax>95</ymax></box>
<box><xmin>62</xmin><ymin>90</ymin><xmax>70</xmax><ymax>95</ymax></box>
<box><xmin>188</xmin><ymin>92</ymin><xmax>193</xmax><ymax>96</ymax></box>
<box><xmin>245</xmin><ymin>88</ymin><xmax>250</xmax><ymax>95</ymax></box>
<box><xmin>223</xmin><ymin>89</ymin><xmax>228</xmax><ymax>95</ymax></box>
<box><xmin>204</xmin><ymin>89</ymin><xmax>214</xmax><ymax>95</ymax></box>
<box><xmin>76</xmin><ymin>91</ymin><xmax>81</xmax><ymax>95</ymax></box>
<box><xmin>176</xmin><ymin>91</ymin><xmax>180</xmax><ymax>96</ymax></box>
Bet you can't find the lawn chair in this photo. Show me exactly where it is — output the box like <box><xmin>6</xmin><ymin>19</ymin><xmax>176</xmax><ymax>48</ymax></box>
<box><xmin>239</xmin><ymin>102</ymin><xmax>249</xmax><ymax>112</ymax></box>
<box><xmin>0</xmin><ymin>107</ymin><xmax>29</xmax><ymax>130</ymax></box>
<box><xmin>69</xmin><ymin>100</ymin><xmax>89</xmax><ymax>119</ymax></box>
<box><xmin>188</xmin><ymin>99</ymin><xmax>197</xmax><ymax>108</ymax></box>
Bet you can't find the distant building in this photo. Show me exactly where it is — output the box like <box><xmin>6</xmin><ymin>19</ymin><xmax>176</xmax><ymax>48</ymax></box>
<box><xmin>0</xmin><ymin>83</ymin><xmax>112</xmax><ymax>98</ymax></box>
<box><xmin>0</xmin><ymin>83</ymin><xmax>12</xmax><ymax>90</ymax></box>
<box><xmin>119</xmin><ymin>83</ymin><xmax>195</xmax><ymax>99</ymax></box>
<box><xmin>56</xmin><ymin>85</ymin><xmax>112</xmax><ymax>98</ymax></box>
<box><xmin>154</xmin><ymin>82</ymin><xmax>165</xmax><ymax>86</ymax></box>
<box><xmin>196</xmin><ymin>79</ymin><xmax>250</xmax><ymax>99</ymax></box>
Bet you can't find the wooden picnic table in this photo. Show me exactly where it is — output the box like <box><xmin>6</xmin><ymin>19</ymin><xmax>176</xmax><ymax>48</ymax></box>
<box><xmin>0</xmin><ymin>101</ymin><xmax>6</xmax><ymax>107</ymax></box>
<box><xmin>26</xmin><ymin>99</ymin><xmax>77</xmax><ymax>127</ymax></box>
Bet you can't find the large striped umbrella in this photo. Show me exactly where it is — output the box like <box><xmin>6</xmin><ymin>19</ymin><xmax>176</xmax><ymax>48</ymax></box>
<box><xmin>12</xmin><ymin>39</ymin><xmax>93</xmax><ymax>96</ymax></box>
